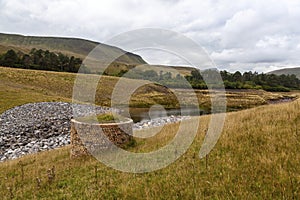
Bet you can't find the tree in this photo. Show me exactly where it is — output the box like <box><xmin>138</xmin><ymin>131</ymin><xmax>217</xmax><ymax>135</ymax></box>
<box><xmin>242</xmin><ymin>71</ymin><xmax>253</xmax><ymax>82</ymax></box>
<box><xmin>220</xmin><ymin>70</ymin><xmax>232</xmax><ymax>81</ymax></box>
<box><xmin>232</xmin><ymin>71</ymin><xmax>242</xmax><ymax>82</ymax></box>
<box><xmin>143</xmin><ymin>70</ymin><xmax>158</xmax><ymax>81</ymax></box>
<box><xmin>191</xmin><ymin>69</ymin><xmax>202</xmax><ymax>81</ymax></box>
<box><xmin>58</xmin><ymin>53</ymin><xmax>69</xmax><ymax>71</ymax></box>
<box><xmin>2</xmin><ymin>50</ymin><xmax>18</xmax><ymax>67</ymax></box>
<box><xmin>21</xmin><ymin>54</ymin><xmax>32</xmax><ymax>68</ymax></box>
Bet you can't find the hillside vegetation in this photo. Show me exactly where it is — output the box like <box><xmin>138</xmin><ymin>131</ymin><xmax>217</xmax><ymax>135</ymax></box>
<box><xmin>0</xmin><ymin>33</ymin><xmax>146</xmax><ymax>65</ymax></box>
<box><xmin>0</xmin><ymin>48</ymin><xmax>85</xmax><ymax>73</ymax></box>
<box><xmin>103</xmin><ymin>65</ymin><xmax>300</xmax><ymax>92</ymax></box>
<box><xmin>0</xmin><ymin>98</ymin><xmax>299</xmax><ymax>199</ymax></box>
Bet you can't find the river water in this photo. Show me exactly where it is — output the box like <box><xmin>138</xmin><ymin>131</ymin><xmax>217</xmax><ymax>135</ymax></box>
<box><xmin>122</xmin><ymin>106</ymin><xmax>205</xmax><ymax>123</ymax></box>
<box><xmin>119</xmin><ymin>96</ymin><xmax>296</xmax><ymax>123</ymax></box>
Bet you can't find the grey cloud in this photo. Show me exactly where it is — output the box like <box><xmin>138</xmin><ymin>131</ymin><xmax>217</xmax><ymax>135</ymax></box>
<box><xmin>0</xmin><ymin>0</ymin><xmax>300</xmax><ymax>72</ymax></box>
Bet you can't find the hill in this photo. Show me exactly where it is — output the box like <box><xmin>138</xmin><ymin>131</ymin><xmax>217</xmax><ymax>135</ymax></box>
<box><xmin>0</xmin><ymin>96</ymin><xmax>299</xmax><ymax>199</ymax></box>
<box><xmin>0</xmin><ymin>33</ymin><xmax>146</xmax><ymax>65</ymax></box>
<box><xmin>268</xmin><ymin>67</ymin><xmax>300</xmax><ymax>79</ymax></box>
<box><xmin>0</xmin><ymin>33</ymin><xmax>199</xmax><ymax>76</ymax></box>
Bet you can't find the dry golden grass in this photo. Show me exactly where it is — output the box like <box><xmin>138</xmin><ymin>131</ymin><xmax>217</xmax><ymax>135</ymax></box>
<box><xmin>0</xmin><ymin>67</ymin><xmax>177</xmax><ymax>111</ymax></box>
<box><xmin>0</xmin><ymin>79</ymin><xmax>71</xmax><ymax>114</ymax></box>
<box><xmin>1</xmin><ymin>67</ymin><xmax>297</xmax><ymax>114</ymax></box>
<box><xmin>1</xmin><ymin>99</ymin><xmax>299</xmax><ymax>199</ymax></box>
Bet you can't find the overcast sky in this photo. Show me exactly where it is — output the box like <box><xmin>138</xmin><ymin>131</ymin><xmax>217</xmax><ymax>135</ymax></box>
<box><xmin>1</xmin><ymin>0</ymin><xmax>300</xmax><ymax>72</ymax></box>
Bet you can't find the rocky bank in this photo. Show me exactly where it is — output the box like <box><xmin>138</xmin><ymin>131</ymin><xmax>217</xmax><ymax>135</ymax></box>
<box><xmin>0</xmin><ymin>102</ymin><xmax>188</xmax><ymax>162</ymax></box>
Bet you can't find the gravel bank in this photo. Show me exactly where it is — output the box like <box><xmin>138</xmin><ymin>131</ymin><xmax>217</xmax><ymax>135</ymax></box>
<box><xmin>0</xmin><ymin>102</ymin><xmax>188</xmax><ymax>162</ymax></box>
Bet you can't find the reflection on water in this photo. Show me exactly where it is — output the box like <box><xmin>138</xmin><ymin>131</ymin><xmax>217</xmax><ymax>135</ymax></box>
<box><xmin>123</xmin><ymin>106</ymin><xmax>205</xmax><ymax>123</ymax></box>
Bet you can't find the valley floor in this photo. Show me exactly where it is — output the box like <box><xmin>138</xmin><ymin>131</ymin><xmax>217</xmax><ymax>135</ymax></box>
<box><xmin>0</xmin><ymin>66</ymin><xmax>298</xmax><ymax>114</ymax></box>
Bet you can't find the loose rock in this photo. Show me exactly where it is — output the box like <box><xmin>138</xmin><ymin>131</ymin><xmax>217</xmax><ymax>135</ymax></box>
<box><xmin>0</xmin><ymin>102</ymin><xmax>189</xmax><ymax>162</ymax></box>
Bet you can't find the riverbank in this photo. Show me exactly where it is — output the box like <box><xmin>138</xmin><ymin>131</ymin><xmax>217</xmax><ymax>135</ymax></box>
<box><xmin>0</xmin><ymin>94</ymin><xmax>298</xmax><ymax>162</ymax></box>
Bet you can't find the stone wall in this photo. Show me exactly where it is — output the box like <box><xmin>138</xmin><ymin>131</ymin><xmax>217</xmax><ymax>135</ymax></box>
<box><xmin>70</xmin><ymin>118</ymin><xmax>133</xmax><ymax>158</ymax></box>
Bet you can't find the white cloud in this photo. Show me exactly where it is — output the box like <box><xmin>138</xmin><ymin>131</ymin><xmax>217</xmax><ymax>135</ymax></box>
<box><xmin>0</xmin><ymin>0</ymin><xmax>300</xmax><ymax>72</ymax></box>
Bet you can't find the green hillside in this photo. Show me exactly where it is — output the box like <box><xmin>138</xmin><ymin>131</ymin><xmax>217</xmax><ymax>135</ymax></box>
<box><xmin>0</xmin><ymin>33</ymin><xmax>146</xmax><ymax>65</ymax></box>
<box><xmin>268</xmin><ymin>67</ymin><xmax>300</xmax><ymax>79</ymax></box>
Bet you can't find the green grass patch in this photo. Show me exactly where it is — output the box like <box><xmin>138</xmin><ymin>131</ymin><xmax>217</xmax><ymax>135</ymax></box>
<box><xmin>76</xmin><ymin>112</ymin><xmax>128</xmax><ymax>123</ymax></box>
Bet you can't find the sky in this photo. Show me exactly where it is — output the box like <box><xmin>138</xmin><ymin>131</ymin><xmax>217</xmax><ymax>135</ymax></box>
<box><xmin>1</xmin><ymin>0</ymin><xmax>300</xmax><ymax>73</ymax></box>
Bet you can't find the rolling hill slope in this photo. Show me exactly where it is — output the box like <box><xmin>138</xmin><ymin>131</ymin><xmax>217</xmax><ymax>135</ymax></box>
<box><xmin>0</xmin><ymin>33</ymin><xmax>201</xmax><ymax>76</ymax></box>
<box><xmin>0</xmin><ymin>33</ymin><xmax>200</xmax><ymax>76</ymax></box>
<box><xmin>268</xmin><ymin>67</ymin><xmax>300</xmax><ymax>79</ymax></box>
<box><xmin>0</xmin><ymin>33</ymin><xmax>146</xmax><ymax>65</ymax></box>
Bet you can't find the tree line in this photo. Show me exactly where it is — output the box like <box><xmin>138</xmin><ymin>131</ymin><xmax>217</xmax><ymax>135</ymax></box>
<box><xmin>109</xmin><ymin>68</ymin><xmax>300</xmax><ymax>92</ymax></box>
<box><xmin>0</xmin><ymin>48</ymin><xmax>89</xmax><ymax>73</ymax></box>
<box><xmin>186</xmin><ymin>69</ymin><xmax>300</xmax><ymax>91</ymax></box>
<box><xmin>1</xmin><ymin>48</ymin><xmax>299</xmax><ymax>92</ymax></box>
<box><xmin>219</xmin><ymin>70</ymin><xmax>300</xmax><ymax>91</ymax></box>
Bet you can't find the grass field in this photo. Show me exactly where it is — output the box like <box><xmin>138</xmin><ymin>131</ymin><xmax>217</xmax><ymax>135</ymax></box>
<box><xmin>0</xmin><ymin>67</ymin><xmax>179</xmax><ymax>113</ymax></box>
<box><xmin>0</xmin><ymin>97</ymin><xmax>299</xmax><ymax>199</ymax></box>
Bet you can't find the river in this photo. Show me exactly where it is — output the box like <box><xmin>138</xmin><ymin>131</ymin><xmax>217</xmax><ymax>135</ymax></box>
<box><xmin>122</xmin><ymin>106</ymin><xmax>205</xmax><ymax>123</ymax></box>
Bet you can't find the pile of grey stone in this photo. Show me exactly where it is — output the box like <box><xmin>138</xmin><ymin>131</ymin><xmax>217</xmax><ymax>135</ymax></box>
<box><xmin>0</xmin><ymin>102</ymin><xmax>188</xmax><ymax>162</ymax></box>
<box><xmin>133</xmin><ymin>115</ymin><xmax>190</xmax><ymax>130</ymax></box>
<box><xmin>0</xmin><ymin>102</ymin><xmax>114</xmax><ymax>161</ymax></box>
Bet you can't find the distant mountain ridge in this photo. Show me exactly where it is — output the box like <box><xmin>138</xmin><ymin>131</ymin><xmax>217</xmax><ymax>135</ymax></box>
<box><xmin>0</xmin><ymin>33</ymin><xmax>146</xmax><ymax>65</ymax></box>
<box><xmin>268</xmin><ymin>67</ymin><xmax>300</xmax><ymax>79</ymax></box>
<box><xmin>0</xmin><ymin>33</ymin><xmax>198</xmax><ymax>75</ymax></box>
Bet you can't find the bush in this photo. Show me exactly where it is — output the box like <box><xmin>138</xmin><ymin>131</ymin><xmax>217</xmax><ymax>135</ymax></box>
<box><xmin>262</xmin><ymin>85</ymin><xmax>290</xmax><ymax>92</ymax></box>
